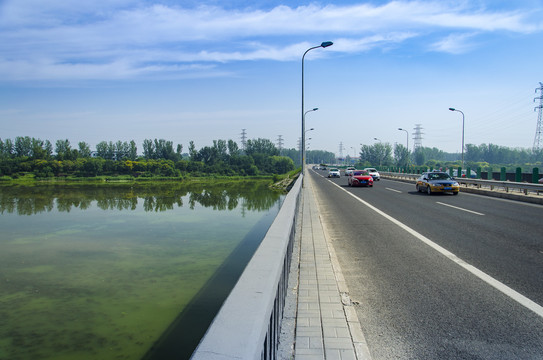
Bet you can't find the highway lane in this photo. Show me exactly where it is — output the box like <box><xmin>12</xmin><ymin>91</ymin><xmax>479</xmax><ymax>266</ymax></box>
<box><xmin>308</xmin><ymin>169</ymin><xmax>543</xmax><ymax>359</ymax></box>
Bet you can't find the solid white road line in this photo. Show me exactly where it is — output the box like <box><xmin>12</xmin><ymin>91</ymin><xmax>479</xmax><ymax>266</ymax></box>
<box><xmin>329</xmin><ymin>181</ymin><xmax>543</xmax><ymax>318</ymax></box>
<box><xmin>436</xmin><ymin>202</ymin><xmax>485</xmax><ymax>216</ymax></box>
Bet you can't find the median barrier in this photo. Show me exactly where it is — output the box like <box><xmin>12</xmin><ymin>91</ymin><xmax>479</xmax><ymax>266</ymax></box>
<box><xmin>381</xmin><ymin>172</ymin><xmax>543</xmax><ymax>205</ymax></box>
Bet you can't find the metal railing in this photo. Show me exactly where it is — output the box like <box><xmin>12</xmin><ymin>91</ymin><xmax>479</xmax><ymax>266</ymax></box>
<box><xmin>190</xmin><ymin>175</ymin><xmax>302</xmax><ymax>360</ymax></box>
<box><xmin>382</xmin><ymin>172</ymin><xmax>543</xmax><ymax>196</ymax></box>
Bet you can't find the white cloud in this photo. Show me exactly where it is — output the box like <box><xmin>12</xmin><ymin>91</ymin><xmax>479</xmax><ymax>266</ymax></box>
<box><xmin>0</xmin><ymin>1</ymin><xmax>541</xmax><ymax>81</ymax></box>
<box><xmin>430</xmin><ymin>32</ymin><xmax>478</xmax><ymax>54</ymax></box>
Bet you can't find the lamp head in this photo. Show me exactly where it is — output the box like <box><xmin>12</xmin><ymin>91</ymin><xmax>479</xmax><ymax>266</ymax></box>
<box><xmin>398</xmin><ymin>128</ymin><xmax>403</xmax><ymax>131</ymax></box>
<box><xmin>321</xmin><ymin>41</ymin><xmax>334</xmax><ymax>48</ymax></box>
<box><xmin>449</xmin><ymin>108</ymin><xmax>455</xmax><ymax>111</ymax></box>
<box><xmin>313</xmin><ymin>107</ymin><xmax>319</xmax><ymax>111</ymax></box>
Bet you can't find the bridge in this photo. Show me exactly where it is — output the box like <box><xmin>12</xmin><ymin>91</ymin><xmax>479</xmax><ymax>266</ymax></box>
<box><xmin>191</xmin><ymin>169</ymin><xmax>543</xmax><ymax>359</ymax></box>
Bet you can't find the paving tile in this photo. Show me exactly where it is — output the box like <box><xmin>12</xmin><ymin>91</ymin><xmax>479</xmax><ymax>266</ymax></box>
<box><xmin>292</xmin><ymin>177</ymin><xmax>359</xmax><ymax>360</ymax></box>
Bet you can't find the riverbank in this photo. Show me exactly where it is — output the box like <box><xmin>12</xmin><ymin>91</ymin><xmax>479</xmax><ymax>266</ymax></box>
<box><xmin>0</xmin><ymin>169</ymin><xmax>301</xmax><ymax>192</ymax></box>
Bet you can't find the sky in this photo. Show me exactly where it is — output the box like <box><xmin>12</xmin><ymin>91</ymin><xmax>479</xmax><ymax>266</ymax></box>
<box><xmin>1</xmin><ymin>0</ymin><xmax>543</xmax><ymax>156</ymax></box>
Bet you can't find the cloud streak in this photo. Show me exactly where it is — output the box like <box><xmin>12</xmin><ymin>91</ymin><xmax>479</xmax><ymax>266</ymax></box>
<box><xmin>0</xmin><ymin>1</ymin><xmax>541</xmax><ymax>81</ymax></box>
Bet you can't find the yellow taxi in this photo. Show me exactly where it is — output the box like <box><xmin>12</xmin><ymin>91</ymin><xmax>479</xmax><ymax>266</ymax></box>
<box><xmin>416</xmin><ymin>171</ymin><xmax>460</xmax><ymax>195</ymax></box>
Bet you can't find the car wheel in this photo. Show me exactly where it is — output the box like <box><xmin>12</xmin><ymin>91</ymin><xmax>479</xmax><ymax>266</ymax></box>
<box><xmin>453</xmin><ymin>191</ymin><xmax>459</xmax><ymax>195</ymax></box>
<box><xmin>426</xmin><ymin>186</ymin><xmax>432</xmax><ymax>195</ymax></box>
<box><xmin>416</xmin><ymin>184</ymin><xmax>421</xmax><ymax>192</ymax></box>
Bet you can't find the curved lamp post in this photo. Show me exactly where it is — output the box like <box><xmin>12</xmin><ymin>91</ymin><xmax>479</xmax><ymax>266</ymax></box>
<box><xmin>449</xmin><ymin>107</ymin><xmax>465</xmax><ymax>165</ymax></box>
<box><xmin>350</xmin><ymin>146</ymin><xmax>357</xmax><ymax>165</ymax></box>
<box><xmin>302</xmin><ymin>111</ymin><xmax>317</xmax><ymax>167</ymax></box>
<box><xmin>398</xmin><ymin>128</ymin><xmax>409</xmax><ymax>166</ymax></box>
<box><xmin>374</xmin><ymin>138</ymin><xmax>382</xmax><ymax>167</ymax></box>
<box><xmin>302</xmin><ymin>41</ymin><xmax>333</xmax><ymax>181</ymax></box>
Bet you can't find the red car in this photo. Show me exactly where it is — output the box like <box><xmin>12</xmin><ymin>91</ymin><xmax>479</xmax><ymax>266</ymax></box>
<box><xmin>348</xmin><ymin>170</ymin><xmax>374</xmax><ymax>187</ymax></box>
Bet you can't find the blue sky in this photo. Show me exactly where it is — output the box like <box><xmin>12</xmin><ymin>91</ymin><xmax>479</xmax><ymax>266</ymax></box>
<box><xmin>1</xmin><ymin>0</ymin><xmax>543</xmax><ymax>156</ymax></box>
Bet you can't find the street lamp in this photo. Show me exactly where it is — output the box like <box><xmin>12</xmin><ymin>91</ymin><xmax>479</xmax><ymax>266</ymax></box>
<box><xmin>449</xmin><ymin>107</ymin><xmax>465</xmax><ymax>166</ymax></box>
<box><xmin>302</xmin><ymin>41</ymin><xmax>333</xmax><ymax>181</ymax></box>
<box><xmin>350</xmin><ymin>146</ymin><xmax>357</xmax><ymax>165</ymax></box>
<box><xmin>398</xmin><ymin>128</ymin><xmax>409</xmax><ymax>166</ymax></box>
<box><xmin>302</xmin><ymin>111</ymin><xmax>317</xmax><ymax>167</ymax></box>
<box><xmin>374</xmin><ymin>138</ymin><xmax>382</xmax><ymax>167</ymax></box>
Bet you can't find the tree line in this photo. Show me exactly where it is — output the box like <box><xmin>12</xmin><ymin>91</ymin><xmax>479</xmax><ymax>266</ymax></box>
<box><xmin>0</xmin><ymin>136</ymin><xmax>296</xmax><ymax>178</ymax></box>
<box><xmin>356</xmin><ymin>142</ymin><xmax>542</xmax><ymax>170</ymax></box>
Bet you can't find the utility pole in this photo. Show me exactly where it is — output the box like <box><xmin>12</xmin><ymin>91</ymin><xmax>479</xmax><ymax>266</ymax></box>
<box><xmin>339</xmin><ymin>142</ymin><xmax>344</xmax><ymax>165</ymax></box>
<box><xmin>298</xmin><ymin>137</ymin><xmax>302</xmax><ymax>166</ymax></box>
<box><xmin>534</xmin><ymin>82</ymin><xmax>543</xmax><ymax>152</ymax></box>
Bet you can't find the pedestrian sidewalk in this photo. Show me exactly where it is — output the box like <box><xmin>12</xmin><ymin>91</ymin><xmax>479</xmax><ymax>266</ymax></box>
<box><xmin>279</xmin><ymin>174</ymin><xmax>371</xmax><ymax>360</ymax></box>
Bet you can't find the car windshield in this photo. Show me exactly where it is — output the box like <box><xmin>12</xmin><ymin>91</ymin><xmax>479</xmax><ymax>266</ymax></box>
<box><xmin>428</xmin><ymin>173</ymin><xmax>451</xmax><ymax>180</ymax></box>
<box><xmin>353</xmin><ymin>171</ymin><xmax>367</xmax><ymax>175</ymax></box>
<box><xmin>330</xmin><ymin>169</ymin><xmax>339</xmax><ymax>172</ymax></box>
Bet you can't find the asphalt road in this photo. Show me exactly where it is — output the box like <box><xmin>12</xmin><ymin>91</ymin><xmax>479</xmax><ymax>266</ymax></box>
<box><xmin>308</xmin><ymin>168</ymin><xmax>543</xmax><ymax>360</ymax></box>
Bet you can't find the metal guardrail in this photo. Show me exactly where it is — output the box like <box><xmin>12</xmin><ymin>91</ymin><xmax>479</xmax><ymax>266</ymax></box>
<box><xmin>382</xmin><ymin>172</ymin><xmax>543</xmax><ymax>196</ymax></box>
<box><xmin>191</xmin><ymin>175</ymin><xmax>302</xmax><ymax>360</ymax></box>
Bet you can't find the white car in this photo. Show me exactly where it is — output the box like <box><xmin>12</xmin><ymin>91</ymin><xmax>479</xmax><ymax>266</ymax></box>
<box><xmin>364</xmin><ymin>168</ymin><xmax>380</xmax><ymax>181</ymax></box>
<box><xmin>345</xmin><ymin>167</ymin><xmax>355</xmax><ymax>176</ymax></box>
<box><xmin>328</xmin><ymin>168</ymin><xmax>340</xmax><ymax>178</ymax></box>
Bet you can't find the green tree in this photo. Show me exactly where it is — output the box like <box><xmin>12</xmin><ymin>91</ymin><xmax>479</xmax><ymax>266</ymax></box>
<box><xmin>188</xmin><ymin>141</ymin><xmax>197</xmax><ymax>161</ymax></box>
<box><xmin>96</xmin><ymin>141</ymin><xmax>115</xmax><ymax>160</ymax></box>
<box><xmin>395</xmin><ymin>143</ymin><xmax>410</xmax><ymax>167</ymax></box>
<box><xmin>31</xmin><ymin>138</ymin><xmax>47</xmax><ymax>159</ymax></box>
<box><xmin>270</xmin><ymin>156</ymin><xmax>295</xmax><ymax>174</ymax></box>
<box><xmin>245</xmin><ymin>138</ymin><xmax>278</xmax><ymax>156</ymax></box>
<box><xmin>228</xmin><ymin>140</ymin><xmax>240</xmax><ymax>157</ymax></box>
<box><xmin>78</xmin><ymin>142</ymin><xmax>92</xmax><ymax>158</ymax></box>
<box><xmin>129</xmin><ymin>140</ymin><xmax>138</xmax><ymax>160</ymax></box>
<box><xmin>413</xmin><ymin>146</ymin><xmax>425</xmax><ymax>166</ymax></box>
<box><xmin>154</xmin><ymin>139</ymin><xmax>177</xmax><ymax>160</ymax></box>
<box><xmin>14</xmin><ymin>136</ymin><xmax>32</xmax><ymax>157</ymax></box>
<box><xmin>176</xmin><ymin>144</ymin><xmax>183</xmax><ymax>159</ymax></box>
<box><xmin>143</xmin><ymin>139</ymin><xmax>155</xmax><ymax>159</ymax></box>
<box><xmin>44</xmin><ymin>140</ymin><xmax>53</xmax><ymax>158</ymax></box>
<box><xmin>2</xmin><ymin>139</ymin><xmax>14</xmax><ymax>158</ymax></box>
<box><xmin>360</xmin><ymin>143</ymin><xmax>392</xmax><ymax>167</ymax></box>
<box><xmin>55</xmin><ymin>139</ymin><xmax>72</xmax><ymax>160</ymax></box>
<box><xmin>213</xmin><ymin>139</ymin><xmax>228</xmax><ymax>161</ymax></box>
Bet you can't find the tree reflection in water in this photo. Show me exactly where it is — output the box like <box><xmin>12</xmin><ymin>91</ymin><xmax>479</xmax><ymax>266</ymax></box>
<box><xmin>0</xmin><ymin>180</ymin><xmax>282</xmax><ymax>216</ymax></box>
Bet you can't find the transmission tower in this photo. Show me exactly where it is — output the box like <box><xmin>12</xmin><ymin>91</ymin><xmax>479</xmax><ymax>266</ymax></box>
<box><xmin>534</xmin><ymin>82</ymin><xmax>543</xmax><ymax>151</ymax></box>
<box><xmin>240</xmin><ymin>129</ymin><xmax>247</xmax><ymax>150</ymax></box>
<box><xmin>339</xmin><ymin>142</ymin><xmax>344</xmax><ymax>164</ymax></box>
<box><xmin>413</xmin><ymin>124</ymin><xmax>424</xmax><ymax>151</ymax></box>
<box><xmin>276</xmin><ymin>135</ymin><xmax>284</xmax><ymax>152</ymax></box>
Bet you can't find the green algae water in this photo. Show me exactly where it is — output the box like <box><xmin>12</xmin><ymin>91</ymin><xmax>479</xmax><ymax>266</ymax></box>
<box><xmin>0</xmin><ymin>181</ymin><xmax>283</xmax><ymax>360</ymax></box>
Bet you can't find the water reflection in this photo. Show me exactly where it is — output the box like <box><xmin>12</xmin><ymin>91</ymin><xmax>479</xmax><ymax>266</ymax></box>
<box><xmin>0</xmin><ymin>181</ymin><xmax>281</xmax><ymax>215</ymax></box>
<box><xmin>0</xmin><ymin>180</ymin><xmax>283</xmax><ymax>360</ymax></box>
